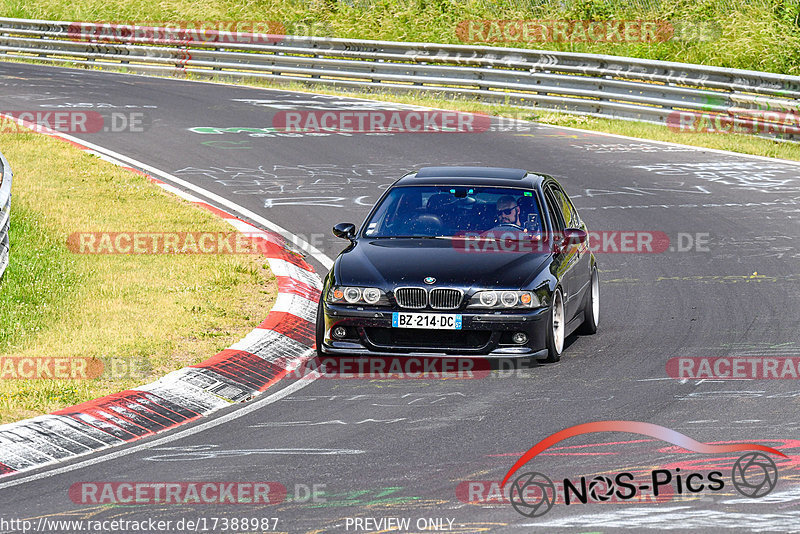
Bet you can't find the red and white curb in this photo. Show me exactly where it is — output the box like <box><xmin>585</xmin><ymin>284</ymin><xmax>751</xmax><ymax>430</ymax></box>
<box><xmin>0</xmin><ymin>114</ymin><xmax>322</xmax><ymax>477</ymax></box>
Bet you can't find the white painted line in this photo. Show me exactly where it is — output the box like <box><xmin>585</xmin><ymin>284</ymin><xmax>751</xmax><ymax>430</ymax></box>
<box><xmin>0</xmin><ymin>110</ymin><xmax>329</xmax><ymax>482</ymax></box>
<box><xmin>0</xmin><ymin>112</ymin><xmax>334</xmax><ymax>270</ymax></box>
<box><xmin>142</xmin><ymin>447</ymin><xmax>365</xmax><ymax>461</ymax></box>
<box><xmin>317</xmin><ymin>88</ymin><xmax>800</xmax><ymax>168</ymax></box>
<box><xmin>188</xmin><ymin>77</ymin><xmax>800</xmax><ymax>167</ymax></box>
<box><xmin>153</xmin><ymin>181</ymin><xmax>205</xmax><ymax>204</ymax></box>
<box><xmin>535</xmin><ymin>121</ymin><xmax>800</xmax><ymax>167</ymax></box>
<box><xmin>11</xmin><ymin>63</ymin><xmax>800</xmax><ymax>169</ymax></box>
<box><xmin>237</xmin><ymin>80</ymin><xmax>800</xmax><ymax>167</ymax></box>
<box><xmin>0</xmin><ymin>364</ymin><xmax>320</xmax><ymax>490</ymax></box>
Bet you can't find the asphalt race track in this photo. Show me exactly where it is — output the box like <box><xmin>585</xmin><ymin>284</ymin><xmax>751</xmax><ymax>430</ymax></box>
<box><xmin>1</xmin><ymin>63</ymin><xmax>799</xmax><ymax>533</ymax></box>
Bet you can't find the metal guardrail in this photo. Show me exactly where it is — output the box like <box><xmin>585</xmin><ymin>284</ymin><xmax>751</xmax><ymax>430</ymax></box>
<box><xmin>0</xmin><ymin>17</ymin><xmax>799</xmax><ymax>140</ymax></box>
<box><xmin>0</xmin><ymin>150</ymin><xmax>11</xmax><ymax>281</ymax></box>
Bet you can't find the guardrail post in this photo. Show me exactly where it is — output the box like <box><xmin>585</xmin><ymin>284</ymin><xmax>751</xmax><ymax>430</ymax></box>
<box><xmin>0</xmin><ymin>17</ymin><xmax>799</xmax><ymax>141</ymax></box>
<box><xmin>0</xmin><ymin>151</ymin><xmax>12</xmax><ymax>282</ymax></box>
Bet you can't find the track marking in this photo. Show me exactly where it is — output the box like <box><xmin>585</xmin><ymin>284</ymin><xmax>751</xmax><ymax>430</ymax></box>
<box><xmin>8</xmin><ymin>62</ymin><xmax>800</xmax><ymax>172</ymax></box>
<box><xmin>0</xmin><ymin>111</ymin><xmax>333</xmax><ymax>269</ymax></box>
<box><xmin>0</xmin><ymin>111</ymin><xmax>334</xmax><ymax>486</ymax></box>
<box><xmin>0</xmin><ymin>367</ymin><xmax>320</xmax><ymax>490</ymax></box>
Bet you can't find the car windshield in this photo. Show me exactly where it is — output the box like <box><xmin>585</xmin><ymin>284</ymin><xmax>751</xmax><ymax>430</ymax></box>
<box><xmin>363</xmin><ymin>185</ymin><xmax>544</xmax><ymax>238</ymax></box>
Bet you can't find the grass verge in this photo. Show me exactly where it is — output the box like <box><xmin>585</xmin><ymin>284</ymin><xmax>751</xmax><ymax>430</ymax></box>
<box><xmin>6</xmin><ymin>54</ymin><xmax>800</xmax><ymax>161</ymax></box>
<box><xmin>2</xmin><ymin>0</ymin><xmax>799</xmax><ymax>75</ymax></box>
<box><xmin>0</xmin><ymin>128</ymin><xmax>277</xmax><ymax>424</ymax></box>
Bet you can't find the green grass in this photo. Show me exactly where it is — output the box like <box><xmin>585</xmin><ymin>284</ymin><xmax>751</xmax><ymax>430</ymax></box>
<box><xmin>0</xmin><ymin>128</ymin><xmax>277</xmax><ymax>424</ymax></box>
<box><xmin>0</xmin><ymin>190</ymin><xmax>84</xmax><ymax>351</ymax></box>
<box><xmin>2</xmin><ymin>0</ymin><xmax>799</xmax><ymax>74</ymax></box>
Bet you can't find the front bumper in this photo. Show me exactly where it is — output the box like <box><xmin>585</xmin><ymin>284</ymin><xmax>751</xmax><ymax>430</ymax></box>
<box><xmin>321</xmin><ymin>303</ymin><xmax>550</xmax><ymax>357</ymax></box>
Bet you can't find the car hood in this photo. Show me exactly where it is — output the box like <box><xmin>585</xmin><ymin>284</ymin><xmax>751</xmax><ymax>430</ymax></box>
<box><xmin>334</xmin><ymin>238</ymin><xmax>550</xmax><ymax>289</ymax></box>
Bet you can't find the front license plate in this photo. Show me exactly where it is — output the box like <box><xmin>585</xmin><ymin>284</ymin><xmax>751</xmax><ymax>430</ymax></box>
<box><xmin>392</xmin><ymin>312</ymin><xmax>462</xmax><ymax>329</ymax></box>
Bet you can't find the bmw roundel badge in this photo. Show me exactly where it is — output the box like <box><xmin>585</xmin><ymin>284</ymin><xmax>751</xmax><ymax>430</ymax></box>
<box><xmin>424</xmin><ymin>276</ymin><xmax>436</xmax><ymax>284</ymax></box>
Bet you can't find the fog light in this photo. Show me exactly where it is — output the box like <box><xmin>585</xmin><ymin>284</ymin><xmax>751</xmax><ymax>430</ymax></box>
<box><xmin>332</xmin><ymin>326</ymin><xmax>348</xmax><ymax>339</ymax></box>
<box><xmin>512</xmin><ymin>332</ymin><xmax>528</xmax><ymax>344</ymax></box>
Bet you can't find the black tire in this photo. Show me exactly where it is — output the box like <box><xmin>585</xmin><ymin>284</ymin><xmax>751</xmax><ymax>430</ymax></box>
<box><xmin>578</xmin><ymin>267</ymin><xmax>599</xmax><ymax>335</ymax></box>
<box><xmin>315</xmin><ymin>298</ymin><xmax>328</xmax><ymax>357</ymax></box>
<box><xmin>543</xmin><ymin>287</ymin><xmax>565</xmax><ymax>363</ymax></box>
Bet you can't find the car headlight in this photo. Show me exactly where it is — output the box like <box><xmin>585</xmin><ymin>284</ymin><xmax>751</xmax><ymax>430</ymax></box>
<box><xmin>362</xmin><ymin>287</ymin><xmax>382</xmax><ymax>304</ymax></box>
<box><xmin>344</xmin><ymin>287</ymin><xmax>361</xmax><ymax>303</ymax></box>
<box><xmin>468</xmin><ymin>290</ymin><xmax>540</xmax><ymax>309</ymax></box>
<box><xmin>479</xmin><ymin>291</ymin><xmax>497</xmax><ymax>307</ymax></box>
<box><xmin>327</xmin><ymin>286</ymin><xmax>389</xmax><ymax>306</ymax></box>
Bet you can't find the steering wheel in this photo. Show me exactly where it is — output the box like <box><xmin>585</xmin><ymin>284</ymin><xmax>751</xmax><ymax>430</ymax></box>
<box><xmin>488</xmin><ymin>223</ymin><xmax>524</xmax><ymax>231</ymax></box>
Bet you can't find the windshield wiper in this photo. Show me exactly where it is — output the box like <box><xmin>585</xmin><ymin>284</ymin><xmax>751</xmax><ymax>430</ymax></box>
<box><xmin>380</xmin><ymin>235</ymin><xmax>439</xmax><ymax>239</ymax></box>
<box><xmin>451</xmin><ymin>234</ymin><xmax>542</xmax><ymax>242</ymax></box>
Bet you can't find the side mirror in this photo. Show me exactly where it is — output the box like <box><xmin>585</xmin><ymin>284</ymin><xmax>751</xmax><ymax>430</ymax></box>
<box><xmin>563</xmin><ymin>228</ymin><xmax>588</xmax><ymax>246</ymax></box>
<box><xmin>332</xmin><ymin>222</ymin><xmax>357</xmax><ymax>240</ymax></box>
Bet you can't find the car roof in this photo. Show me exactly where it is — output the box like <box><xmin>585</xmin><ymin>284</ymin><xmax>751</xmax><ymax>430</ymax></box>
<box><xmin>395</xmin><ymin>166</ymin><xmax>547</xmax><ymax>188</ymax></box>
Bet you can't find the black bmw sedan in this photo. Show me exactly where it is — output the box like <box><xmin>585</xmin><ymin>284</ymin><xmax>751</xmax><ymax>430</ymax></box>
<box><xmin>315</xmin><ymin>166</ymin><xmax>599</xmax><ymax>362</ymax></box>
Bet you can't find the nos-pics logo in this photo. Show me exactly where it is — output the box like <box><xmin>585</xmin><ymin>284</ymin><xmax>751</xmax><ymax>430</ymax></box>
<box><xmin>502</xmin><ymin>421</ymin><xmax>784</xmax><ymax>518</ymax></box>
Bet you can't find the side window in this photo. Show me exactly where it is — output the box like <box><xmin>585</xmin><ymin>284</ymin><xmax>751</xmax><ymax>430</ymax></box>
<box><xmin>543</xmin><ymin>187</ymin><xmax>564</xmax><ymax>233</ymax></box>
<box><xmin>551</xmin><ymin>186</ymin><xmax>581</xmax><ymax>229</ymax></box>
